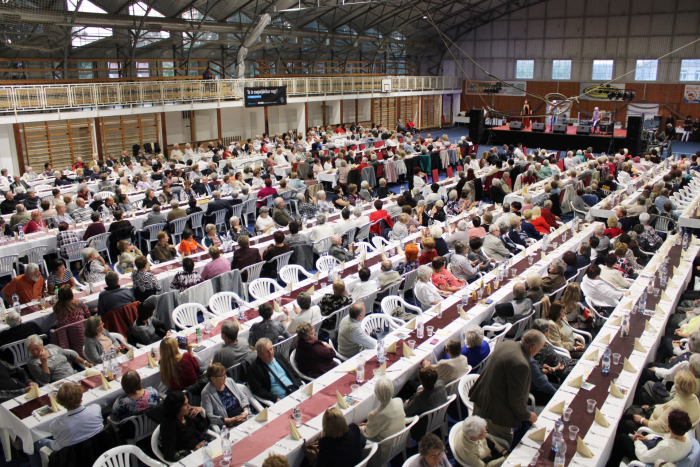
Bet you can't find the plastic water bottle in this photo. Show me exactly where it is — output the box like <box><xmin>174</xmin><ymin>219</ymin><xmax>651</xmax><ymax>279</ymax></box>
<box><xmin>416</xmin><ymin>318</ymin><xmax>424</xmax><ymax>339</ymax></box>
<box><xmin>554</xmin><ymin>418</ymin><xmax>564</xmax><ymax>435</ymax></box>
<box><xmin>620</xmin><ymin>313</ymin><xmax>630</xmax><ymax>338</ymax></box>
<box><xmin>18</xmin><ymin>229</ymin><xmax>25</xmax><ymax>242</ymax></box>
<box><xmin>11</xmin><ymin>294</ymin><xmax>20</xmax><ymax>314</ymax></box>
<box><xmin>238</xmin><ymin>304</ymin><xmax>246</xmax><ymax>321</ymax></box>
<box><xmin>639</xmin><ymin>290</ymin><xmax>647</xmax><ymax>312</ymax></box>
<box><xmin>202</xmin><ymin>444</ymin><xmax>214</xmax><ymax>467</ymax></box>
<box><xmin>327</xmin><ymin>272</ymin><xmax>333</xmax><ymax>287</ymax></box>
<box><xmin>356</xmin><ymin>356</ymin><xmax>365</xmax><ymax>384</ymax></box>
<box><xmin>204</xmin><ymin>312</ymin><xmax>212</xmax><ymax>334</ymax></box>
<box><xmin>376</xmin><ymin>335</ymin><xmax>385</xmax><ymax>364</ymax></box>
<box><xmin>461</xmin><ymin>290</ymin><xmax>469</xmax><ymax>308</ymax></box>
<box><xmin>554</xmin><ymin>442</ymin><xmax>567</xmax><ymax>467</ymax></box>
<box><xmin>683</xmin><ymin>233</ymin><xmax>690</xmax><ymax>250</ymax></box>
<box><xmin>221</xmin><ymin>427</ymin><xmax>232</xmax><ymax>465</ymax></box>
<box><xmin>101</xmin><ymin>351</ymin><xmax>110</xmax><ymax>378</ymax></box>
<box><xmin>602</xmin><ymin>346</ymin><xmax>612</xmax><ymax>375</ymax></box>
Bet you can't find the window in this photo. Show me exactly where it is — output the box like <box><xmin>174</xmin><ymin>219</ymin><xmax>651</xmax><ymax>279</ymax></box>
<box><xmin>136</xmin><ymin>62</ymin><xmax>149</xmax><ymax>78</ymax></box>
<box><xmin>680</xmin><ymin>59</ymin><xmax>700</xmax><ymax>82</ymax></box>
<box><xmin>551</xmin><ymin>60</ymin><xmax>571</xmax><ymax>80</ymax></box>
<box><xmin>635</xmin><ymin>59</ymin><xmax>658</xmax><ymax>81</ymax></box>
<box><xmin>108</xmin><ymin>62</ymin><xmax>120</xmax><ymax>79</ymax></box>
<box><xmin>592</xmin><ymin>60</ymin><xmax>614</xmax><ymax>80</ymax></box>
<box><xmin>516</xmin><ymin>60</ymin><xmax>534</xmax><ymax>79</ymax></box>
<box><xmin>162</xmin><ymin>61</ymin><xmax>174</xmax><ymax>77</ymax></box>
<box><xmin>78</xmin><ymin>62</ymin><xmax>93</xmax><ymax>79</ymax></box>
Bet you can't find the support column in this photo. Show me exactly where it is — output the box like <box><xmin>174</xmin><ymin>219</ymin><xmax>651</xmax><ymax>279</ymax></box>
<box><xmin>340</xmin><ymin>100</ymin><xmax>344</xmax><ymax>126</ymax></box>
<box><xmin>304</xmin><ymin>102</ymin><xmax>309</xmax><ymax>132</ymax></box>
<box><xmin>13</xmin><ymin>124</ymin><xmax>24</xmax><ymax>174</ymax></box>
<box><xmin>371</xmin><ymin>98</ymin><xmax>375</xmax><ymax>125</ymax></box>
<box><xmin>217</xmin><ymin>108</ymin><xmax>223</xmax><ymax>141</ymax></box>
<box><xmin>322</xmin><ymin>101</ymin><xmax>326</xmax><ymax>128</ymax></box>
<box><xmin>160</xmin><ymin>112</ymin><xmax>168</xmax><ymax>158</ymax></box>
<box><xmin>264</xmin><ymin>106</ymin><xmax>270</xmax><ymax>135</ymax></box>
<box><xmin>190</xmin><ymin>111</ymin><xmax>196</xmax><ymax>144</ymax></box>
<box><xmin>94</xmin><ymin>118</ymin><xmax>104</xmax><ymax>160</ymax></box>
<box><xmin>355</xmin><ymin>99</ymin><xmax>359</xmax><ymax>124</ymax></box>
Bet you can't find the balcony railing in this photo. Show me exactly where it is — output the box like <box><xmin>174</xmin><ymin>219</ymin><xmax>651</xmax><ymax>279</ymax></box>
<box><xmin>0</xmin><ymin>75</ymin><xmax>461</xmax><ymax>114</ymax></box>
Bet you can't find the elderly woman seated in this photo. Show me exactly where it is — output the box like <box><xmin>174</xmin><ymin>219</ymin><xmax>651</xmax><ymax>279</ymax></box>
<box><xmin>81</xmin><ymin>247</ymin><xmax>110</xmax><ymax>283</ymax></box>
<box><xmin>201</xmin><ymin>363</ymin><xmax>250</xmax><ymax>429</ymax></box>
<box><xmin>111</xmin><ymin>370</ymin><xmax>160</xmax><ymax>421</ymax></box>
<box><xmin>25</xmin><ymin>334</ymin><xmax>92</xmax><ymax>385</ymax></box>
<box><xmin>390</xmin><ymin>213</ymin><xmax>417</xmax><ymax>240</ymax></box>
<box><xmin>294</xmin><ymin>322</ymin><xmax>338</xmax><ymax>378</ymax></box>
<box><xmin>453</xmin><ymin>415</ymin><xmax>509</xmax><ymax>467</ymax></box>
<box><xmin>415</xmin><ymin>265</ymin><xmax>443</xmax><ymax>308</ymax></box>
<box><xmin>530</xmin><ymin>319</ymin><xmax>578</xmax><ymax>383</ymax></box>
<box><xmin>404</xmin><ymin>434</ymin><xmax>451</xmax><ymax>467</ymax></box>
<box><xmin>308</xmin><ymin>407</ymin><xmax>367</xmax><ymax>467</ymax></box>
<box><xmin>228</xmin><ymin>216</ymin><xmax>246</xmax><ymax>242</ymax></box>
<box><xmin>203</xmin><ymin>223</ymin><xmax>222</xmax><ymax>248</ymax></box>
<box><xmin>541</xmin><ymin>259</ymin><xmax>567</xmax><ymax>294</ymax></box>
<box><xmin>83</xmin><ymin>315</ymin><xmax>128</xmax><ymax>365</ymax></box>
<box><xmin>359</xmin><ymin>377</ymin><xmax>406</xmax><ymax>456</ymax></box>
<box><xmin>546</xmin><ymin>301</ymin><xmax>586</xmax><ymax>359</ymax></box>
<box><xmin>525</xmin><ymin>273</ymin><xmax>545</xmax><ymax>303</ymax></box>
<box><xmin>116</xmin><ymin>240</ymin><xmax>142</xmax><ymax>274</ymax></box>
<box><xmin>430</xmin><ymin>256</ymin><xmax>465</xmax><ymax>295</ymax></box>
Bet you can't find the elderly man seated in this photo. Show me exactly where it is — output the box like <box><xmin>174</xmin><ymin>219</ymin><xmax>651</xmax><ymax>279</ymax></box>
<box><xmin>2</xmin><ymin>263</ymin><xmax>45</xmax><ymax>305</ymax></box>
<box><xmin>310</xmin><ymin>213</ymin><xmax>335</xmax><ymax>243</ymax></box>
<box><xmin>247</xmin><ymin>338</ymin><xmax>301</xmax><ymax>403</ymax></box>
<box><xmin>25</xmin><ymin>335</ymin><xmax>92</xmax><ymax>385</ymax></box>
<box><xmin>329</xmin><ymin>235</ymin><xmax>356</xmax><ymax>262</ymax></box>
<box><xmin>272</xmin><ymin>197</ymin><xmax>295</xmax><ymax>227</ymax></box>
<box><xmin>351</xmin><ymin>267</ymin><xmax>379</xmax><ymax>301</ymax></box>
<box><xmin>482</xmin><ymin>224</ymin><xmax>511</xmax><ymax>261</ymax></box>
<box><xmin>337</xmin><ymin>303</ymin><xmax>376</xmax><ymax>358</ymax></box>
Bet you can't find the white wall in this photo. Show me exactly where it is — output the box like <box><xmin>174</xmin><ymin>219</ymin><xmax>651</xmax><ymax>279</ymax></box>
<box><xmin>164</xmin><ymin>111</ymin><xmax>190</xmax><ymax>145</ymax></box>
<box><xmin>267</xmin><ymin>103</ymin><xmax>302</xmax><ymax>134</ymax></box>
<box><xmin>194</xmin><ymin>109</ymin><xmax>217</xmax><ymax>142</ymax></box>
<box><xmin>307</xmin><ymin>101</ymin><xmax>324</xmax><ymax>128</ymax></box>
<box><xmin>358</xmin><ymin>99</ymin><xmax>371</xmax><ymax>122</ymax></box>
<box><xmin>442</xmin><ymin>0</ymin><xmax>700</xmax><ymax>83</ymax></box>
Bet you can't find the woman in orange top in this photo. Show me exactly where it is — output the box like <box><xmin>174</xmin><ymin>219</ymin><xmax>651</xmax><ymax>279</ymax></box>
<box><xmin>178</xmin><ymin>230</ymin><xmax>206</xmax><ymax>257</ymax></box>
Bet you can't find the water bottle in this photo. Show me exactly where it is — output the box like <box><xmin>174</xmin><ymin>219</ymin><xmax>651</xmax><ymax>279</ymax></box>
<box><xmin>376</xmin><ymin>335</ymin><xmax>385</xmax><ymax>364</ymax></box>
<box><xmin>621</xmin><ymin>313</ymin><xmax>630</xmax><ymax>338</ymax></box>
<box><xmin>101</xmin><ymin>210</ymin><xmax>107</xmax><ymax>223</ymax></box>
<box><xmin>327</xmin><ymin>271</ymin><xmax>333</xmax><ymax>287</ymax></box>
<box><xmin>221</xmin><ymin>427</ymin><xmax>232</xmax><ymax>465</ymax></box>
<box><xmin>12</xmin><ymin>294</ymin><xmax>20</xmax><ymax>314</ymax></box>
<box><xmin>356</xmin><ymin>356</ymin><xmax>365</xmax><ymax>384</ymax></box>
<box><xmin>204</xmin><ymin>312</ymin><xmax>212</xmax><ymax>334</ymax></box>
<box><xmin>554</xmin><ymin>418</ymin><xmax>564</xmax><ymax>435</ymax></box>
<box><xmin>101</xmin><ymin>351</ymin><xmax>110</xmax><ymax>378</ymax></box>
<box><xmin>683</xmin><ymin>233</ymin><xmax>690</xmax><ymax>250</ymax></box>
<box><xmin>554</xmin><ymin>442</ymin><xmax>567</xmax><ymax>467</ymax></box>
<box><xmin>602</xmin><ymin>346</ymin><xmax>612</xmax><ymax>375</ymax></box>
<box><xmin>18</xmin><ymin>229</ymin><xmax>25</xmax><ymax>242</ymax></box>
<box><xmin>461</xmin><ymin>290</ymin><xmax>469</xmax><ymax>308</ymax></box>
<box><xmin>416</xmin><ymin>318</ymin><xmax>424</xmax><ymax>339</ymax></box>
<box><xmin>202</xmin><ymin>444</ymin><xmax>214</xmax><ymax>467</ymax></box>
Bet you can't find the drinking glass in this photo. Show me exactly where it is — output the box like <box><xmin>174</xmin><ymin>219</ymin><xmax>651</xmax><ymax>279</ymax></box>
<box><xmin>477</xmin><ymin>288</ymin><xmax>483</xmax><ymax>299</ymax></box>
<box><xmin>653</xmin><ymin>288</ymin><xmax>660</xmax><ymax>297</ymax></box>
<box><xmin>528</xmin><ymin>452</ymin><xmax>540</xmax><ymax>467</ymax></box>
<box><xmin>351</xmin><ymin>384</ymin><xmax>360</xmax><ymax>397</ymax></box>
<box><xmin>528</xmin><ymin>255</ymin><xmax>533</xmax><ymax>265</ymax></box>
<box><xmin>293</xmin><ymin>412</ymin><xmax>302</xmax><ymax>428</ymax></box>
<box><xmin>568</xmin><ymin>425</ymin><xmax>579</xmax><ymax>441</ymax></box>
<box><xmin>587</xmin><ymin>399</ymin><xmax>596</xmax><ymax>413</ymax></box>
<box><xmin>373</xmin><ymin>369</ymin><xmax>381</xmax><ymax>380</ymax></box>
<box><xmin>612</xmin><ymin>353</ymin><xmax>621</xmax><ymax>365</ymax></box>
<box><xmin>551</xmin><ymin>242</ymin><xmax>558</xmax><ymax>250</ymax></box>
<box><xmin>426</xmin><ymin>326</ymin><xmax>434</xmax><ymax>337</ymax></box>
<box><xmin>408</xmin><ymin>340</ymin><xmax>416</xmax><ymax>350</ymax></box>
<box><xmin>563</xmin><ymin>408</ymin><xmax>572</xmax><ymax>422</ymax></box>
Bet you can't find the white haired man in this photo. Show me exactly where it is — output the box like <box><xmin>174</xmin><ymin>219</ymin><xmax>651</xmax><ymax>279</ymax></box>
<box><xmin>2</xmin><ymin>263</ymin><xmax>45</xmax><ymax>305</ymax></box>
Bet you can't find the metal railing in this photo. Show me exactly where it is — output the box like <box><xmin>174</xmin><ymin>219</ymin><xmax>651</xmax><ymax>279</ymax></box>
<box><xmin>0</xmin><ymin>75</ymin><xmax>461</xmax><ymax>114</ymax></box>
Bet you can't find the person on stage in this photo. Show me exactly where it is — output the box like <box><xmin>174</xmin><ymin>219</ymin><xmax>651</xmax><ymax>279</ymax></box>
<box><xmin>521</xmin><ymin>100</ymin><xmax>531</xmax><ymax>128</ymax></box>
<box><xmin>549</xmin><ymin>101</ymin><xmax>559</xmax><ymax>132</ymax></box>
<box><xmin>592</xmin><ymin>107</ymin><xmax>601</xmax><ymax>134</ymax></box>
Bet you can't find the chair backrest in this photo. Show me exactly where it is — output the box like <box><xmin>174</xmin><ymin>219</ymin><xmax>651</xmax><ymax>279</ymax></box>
<box><xmin>355</xmin><ymin>443</ymin><xmax>379</xmax><ymax>467</ymax></box>
<box><xmin>510</xmin><ymin>310</ymin><xmax>536</xmax><ymax>341</ymax></box>
<box><xmin>107</xmin><ymin>414</ymin><xmax>159</xmax><ymax>445</ymax></box>
<box><xmin>188</xmin><ymin>211</ymin><xmax>205</xmax><ymax>229</ymax></box>
<box><xmin>240</xmin><ymin>261</ymin><xmax>265</xmax><ymax>284</ymax></box>
<box><xmin>0</xmin><ymin>254</ymin><xmax>18</xmax><ymax>278</ymax></box>
<box><xmin>289</xmin><ymin>349</ymin><xmax>312</xmax><ymax>381</ymax></box>
<box><xmin>354</xmin><ymin>241</ymin><xmax>375</xmax><ymax>256</ymax></box>
<box><xmin>212</xmin><ymin>209</ymin><xmax>227</xmax><ymax>227</ymax></box>
<box><xmin>60</xmin><ymin>242</ymin><xmax>87</xmax><ymax>261</ymax></box>
<box><xmin>268</xmin><ymin>251</ymin><xmax>293</xmax><ymax>273</ymax></box>
<box><xmin>142</xmin><ymin>223</ymin><xmax>167</xmax><ymax>240</ymax></box>
<box><xmin>377</xmin><ymin>417</ymin><xmax>419</xmax><ymax>466</ymax></box>
<box><xmin>172</xmin><ymin>303</ymin><xmax>207</xmax><ymax>329</ymax></box>
<box><xmin>483</xmin><ymin>323</ymin><xmax>512</xmax><ymax>350</ymax></box>
<box><xmin>458</xmin><ymin>374</ymin><xmax>480</xmax><ymax>414</ymax></box>
<box><xmin>550</xmin><ymin>284</ymin><xmax>567</xmax><ymax>302</ymax></box>
<box><xmin>332</xmin><ymin>304</ymin><xmax>352</xmax><ymax>332</ymax></box>
<box><xmin>316</xmin><ymin>255</ymin><xmax>340</xmax><ymax>274</ymax></box>
<box><xmin>371</xmin><ymin>236</ymin><xmax>391</xmax><ymax>250</ymax></box>
<box><xmin>279</xmin><ymin>265</ymin><xmax>311</xmax><ymax>285</ymax></box>
<box><xmin>400</xmin><ymin>268</ymin><xmax>419</xmax><ymax>292</ymax></box>
<box><xmin>150</xmin><ymin>426</ymin><xmax>170</xmax><ymax>465</ymax></box>
<box><xmin>0</xmin><ymin>334</ymin><xmax>47</xmax><ymax>366</ymax></box>
<box><xmin>273</xmin><ymin>334</ymin><xmax>296</xmax><ymax>360</ymax></box>
<box><xmin>94</xmin><ymin>444</ymin><xmax>165</xmax><ymax>467</ymax></box>
<box><xmin>654</xmin><ymin>216</ymin><xmax>675</xmax><ymax>233</ymax></box>
<box><xmin>377</xmin><ymin>281</ymin><xmax>401</xmax><ymax>299</ymax></box>
<box><xmin>358</xmin><ymin>290</ymin><xmax>378</xmax><ymax>315</ymax></box>
<box><xmin>169</xmin><ymin>217</ymin><xmax>188</xmax><ymax>243</ymax></box>
<box><xmin>248</xmin><ymin>278</ymin><xmax>282</xmax><ymax>300</ymax></box>
<box><xmin>416</xmin><ymin>394</ymin><xmax>456</xmax><ymax>438</ymax></box>
<box><xmin>20</xmin><ymin>246</ymin><xmax>47</xmax><ymax>265</ymax></box>
<box><xmin>355</xmin><ymin>223</ymin><xmax>371</xmax><ymax>242</ymax></box>
<box><xmin>313</xmin><ymin>236</ymin><xmax>333</xmax><ymax>255</ymax></box>
<box><xmin>208</xmin><ymin>291</ymin><xmax>247</xmax><ymax>315</ymax></box>
<box><xmin>89</xmin><ymin>233</ymin><xmax>110</xmax><ymax>252</ymax></box>
<box><xmin>380</xmin><ymin>296</ymin><xmax>422</xmax><ymax>317</ymax></box>
<box><xmin>361</xmin><ymin>312</ymin><xmax>397</xmax><ymax>338</ymax></box>
<box><xmin>243</xmin><ymin>198</ymin><xmax>256</xmax><ymax>215</ymax></box>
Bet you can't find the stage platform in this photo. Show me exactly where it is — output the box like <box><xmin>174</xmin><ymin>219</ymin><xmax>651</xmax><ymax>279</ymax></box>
<box><xmin>482</xmin><ymin>124</ymin><xmax>629</xmax><ymax>153</ymax></box>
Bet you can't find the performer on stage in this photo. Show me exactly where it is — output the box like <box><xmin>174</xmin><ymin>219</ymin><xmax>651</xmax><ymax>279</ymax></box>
<box><xmin>521</xmin><ymin>100</ymin><xmax>531</xmax><ymax>128</ymax></box>
<box><xmin>591</xmin><ymin>107</ymin><xmax>601</xmax><ymax>134</ymax></box>
<box><xmin>549</xmin><ymin>101</ymin><xmax>559</xmax><ymax>132</ymax></box>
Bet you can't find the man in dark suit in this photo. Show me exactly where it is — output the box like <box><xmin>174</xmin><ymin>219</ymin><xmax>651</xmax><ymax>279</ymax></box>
<box><xmin>469</xmin><ymin>330</ymin><xmax>544</xmax><ymax>445</ymax></box>
<box><xmin>247</xmin><ymin>337</ymin><xmax>301</xmax><ymax>402</ymax></box>
<box><xmin>0</xmin><ymin>312</ymin><xmax>41</xmax><ymax>363</ymax></box>
<box><xmin>205</xmin><ymin>191</ymin><xmax>233</xmax><ymax>225</ymax></box>
<box><xmin>616</xmin><ymin>207</ymin><xmax>633</xmax><ymax>232</ymax></box>
<box><xmin>271</xmin><ymin>198</ymin><xmax>294</xmax><ymax>227</ymax></box>
<box><xmin>192</xmin><ymin>177</ymin><xmax>213</xmax><ymax>197</ymax></box>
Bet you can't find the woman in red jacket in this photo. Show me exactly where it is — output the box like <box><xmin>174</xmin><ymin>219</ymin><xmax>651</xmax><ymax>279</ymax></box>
<box><xmin>294</xmin><ymin>322</ymin><xmax>338</xmax><ymax>378</ymax></box>
<box><xmin>160</xmin><ymin>337</ymin><xmax>201</xmax><ymax>391</ymax></box>
<box><xmin>530</xmin><ymin>206</ymin><xmax>552</xmax><ymax>235</ymax></box>
<box><xmin>604</xmin><ymin>215</ymin><xmax>624</xmax><ymax>239</ymax></box>
<box><xmin>23</xmin><ymin>210</ymin><xmax>47</xmax><ymax>234</ymax></box>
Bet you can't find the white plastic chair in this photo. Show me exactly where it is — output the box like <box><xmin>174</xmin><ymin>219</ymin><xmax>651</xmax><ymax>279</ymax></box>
<box><xmin>357</xmin><ymin>290</ymin><xmax>378</xmax><ymax>315</ymax></box>
<box><xmin>316</xmin><ymin>255</ymin><xmax>340</xmax><ymax>274</ymax></box>
<box><xmin>172</xmin><ymin>303</ymin><xmax>208</xmax><ymax>329</ymax></box>
<box><xmin>0</xmin><ymin>254</ymin><xmax>19</xmax><ymax>281</ymax></box>
<box><xmin>208</xmin><ymin>291</ymin><xmax>248</xmax><ymax>316</ymax></box>
<box><xmin>355</xmin><ymin>223</ymin><xmax>371</xmax><ymax>242</ymax></box>
<box><xmin>402</xmin><ymin>455</ymin><xmax>420</xmax><ymax>467</ymax></box>
<box><xmin>279</xmin><ymin>264</ymin><xmax>314</xmax><ymax>285</ymax></box>
<box><xmin>398</xmin><ymin>268</ymin><xmax>419</xmax><ymax>300</ymax></box>
<box><xmin>168</xmin><ymin>217</ymin><xmax>188</xmax><ymax>245</ymax></box>
<box><xmin>313</xmin><ymin>236</ymin><xmax>333</xmax><ymax>256</ymax></box>
<box><xmin>407</xmin><ymin>394</ymin><xmax>456</xmax><ymax>441</ymax></box>
<box><xmin>483</xmin><ymin>323</ymin><xmax>512</xmax><ymax>351</ymax></box>
<box><xmin>354</xmin><ymin>241</ymin><xmax>376</xmax><ymax>256</ymax></box>
<box><xmin>0</xmin><ymin>334</ymin><xmax>47</xmax><ymax>367</ymax></box>
<box><xmin>240</xmin><ymin>261</ymin><xmax>265</xmax><ymax>300</ymax></box>
<box><xmin>267</xmin><ymin>251</ymin><xmax>294</xmax><ymax>276</ymax></box>
<box><xmin>509</xmin><ymin>310</ymin><xmax>536</xmax><ymax>341</ymax></box>
<box><xmin>355</xmin><ymin>443</ymin><xmax>378</xmax><ymax>467</ymax></box>
<box><xmin>272</xmin><ymin>334</ymin><xmax>296</xmax><ymax>360</ymax></box>
<box><xmin>380</xmin><ymin>296</ymin><xmax>421</xmax><ymax>323</ymax></box>
<box><xmin>89</xmin><ymin>232</ymin><xmax>112</xmax><ymax>264</ymax></box>
<box><xmin>374</xmin><ymin>416</ymin><xmax>418</xmax><ymax>467</ymax></box>
<box><xmin>248</xmin><ymin>278</ymin><xmax>284</xmax><ymax>301</ymax></box>
<box><xmin>371</xmin><ymin>236</ymin><xmax>392</xmax><ymax>250</ymax></box>
<box><xmin>361</xmin><ymin>313</ymin><xmax>400</xmax><ymax>338</ymax></box>
<box><xmin>242</xmin><ymin>198</ymin><xmax>256</xmax><ymax>226</ymax></box>
<box><xmin>59</xmin><ymin>241</ymin><xmax>87</xmax><ymax>265</ymax></box>
<box><xmin>139</xmin><ymin>223</ymin><xmax>167</xmax><ymax>253</ymax></box>
<box><xmin>93</xmin><ymin>445</ymin><xmax>165</xmax><ymax>467</ymax></box>
<box><xmin>449</xmin><ymin>422</ymin><xmax>471</xmax><ymax>467</ymax></box>
<box><xmin>19</xmin><ymin>246</ymin><xmax>48</xmax><ymax>276</ymax></box>
<box><xmin>106</xmin><ymin>414</ymin><xmax>159</xmax><ymax>445</ymax></box>
<box><xmin>458</xmin><ymin>373</ymin><xmax>479</xmax><ymax>415</ymax></box>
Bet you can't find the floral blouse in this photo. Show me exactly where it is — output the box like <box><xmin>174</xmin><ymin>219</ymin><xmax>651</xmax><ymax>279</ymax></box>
<box><xmin>445</xmin><ymin>200</ymin><xmax>462</xmax><ymax>216</ymax></box>
<box><xmin>319</xmin><ymin>294</ymin><xmax>352</xmax><ymax>331</ymax></box>
<box><xmin>55</xmin><ymin>301</ymin><xmax>91</xmax><ymax>328</ymax></box>
<box><xmin>614</xmin><ymin>257</ymin><xmax>635</xmax><ymax>278</ymax></box>
<box><xmin>111</xmin><ymin>387</ymin><xmax>160</xmax><ymax>421</ymax></box>
<box><xmin>170</xmin><ymin>271</ymin><xmax>202</xmax><ymax>292</ymax></box>
<box><xmin>132</xmin><ymin>270</ymin><xmax>162</xmax><ymax>293</ymax></box>
<box><xmin>84</xmin><ymin>259</ymin><xmax>106</xmax><ymax>283</ymax></box>
<box><xmin>431</xmin><ymin>270</ymin><xmax>464</xmax><ymax>291</ymax></box>
<box><xmin>394</xmin><ymin>260</ymin><xmax>418</xmax><ymax>276</ymax></box>
<box><xmin>118</xmin><ymin>248</ymin><xmax>142</xmax><ymax>274</ymax></box>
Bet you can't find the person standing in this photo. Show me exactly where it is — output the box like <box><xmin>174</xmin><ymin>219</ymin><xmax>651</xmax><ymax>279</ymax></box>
<box><xmin>521</xmin><ymin>100</ymin><xmax>531</xmax><ymax>128</ymax></box>
<box><xmin>468</xmin><ymin>330</ymin><xmax>544</xmax><ymax>445</ymax></box>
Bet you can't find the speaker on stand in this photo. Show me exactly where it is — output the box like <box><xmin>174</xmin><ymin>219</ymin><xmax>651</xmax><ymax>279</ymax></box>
<box><xmin>625</xmin><ymin>116</ymin><xmax>644</xmax><ymax>156</ymax></box>
<box><xmin>469</xmin><ymin>109</ymin><xmax>485</xmax><ymax>144</ymax></box>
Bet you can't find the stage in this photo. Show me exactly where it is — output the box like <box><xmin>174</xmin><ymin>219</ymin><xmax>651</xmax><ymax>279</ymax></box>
<box><xmin>481</xmin><ymin>124</ymin><xmax>629</xmax><ymax>153</ymax></box>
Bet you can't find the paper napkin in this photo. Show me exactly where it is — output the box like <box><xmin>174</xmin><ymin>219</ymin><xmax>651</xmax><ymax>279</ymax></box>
<box><xmin>577</xmin><ymin>437</ymin><xmax>594</xmax><ymax>458</ymax></box>
<box><xmin>126</xmin><ymin>347</ymin><xmax>135</xmax><ymax>359</ymax></box>
<box><xmin>528</xmin><ymin>427</ymin><xmax>546</xmax><ymax>442</ymax></box>
<box><xmin>599</xmin><ymin>333</ymin><xmax>611</xmax><ymax>344</ymax></box>
<box><xmin>289</xmin><ymin>420</ymin><xmax>302</xmax><ymax>440</ymax></box>
<box><xmin>406</xmin><ymin>319</ymin><xmax>416</xmax><ymax>330</ymax></box>
<box><xmin>386</xmin><ymin>342</ymin><xmax>397</xmax><ymax>354</ymax></box>
<box><xmin>623</xmin><ymin>357</ymin><xmax>637</xmax><ymax>373</ymax></box>
<box><xmin>610</xmin><ymin>382</ymin><xmax>624</xmax><ymax>399</ymax></box>
<box><xmin>634</xmin><ymin>338</ymin><xmax>647</xmax><ymax>353</ymax></box>
<box><xmin>541</xmin><ymin>252</ymin><xmax>549</xmax><ymax>261</ymax></box>
<box><xmin>148</xmin><ymin>354</ymin><xmax>158</xmax><ymax>368</ymax></box>
<box><xmin>403</xmin><ymin>343</ymin><xmax>415</xmax><ymax>357</ymax></box>
<box><xmin>378</xmin><ymin>362</ymin><xmax>386</xmax><ymax>376</ymax></box>
<box><xmin>85</xmin><ymin>368</ymin><xmax>101</xmax><ymax>377</ymax></box>
<box><xmin>274</xmin><ymin>301</ymin><xmax>283</xmax><ymax>313</ymax></box>
<box><xmin>337</xmin><ymin>391</ymin><xmax>349</xmax><ymax>409</ymax></box>
<box><xmin>595</xmin><ymin>408</ymin><xmax>610</xmax><ymax>427</ymax></box>
<box><xmin>585</xmin><ymin>349</ymin><xmax>599</xmax><ymax>361</ymax></box>
<box><xmin>255</xmin><ymin>408</ymin><xmax>268</xmax><ymax>421</ymax></box>
<box><xmin>100</xmin><ymin>374</ymin><xmax>111</xmax><ymax>390</ymax></box>
<box><xmin>304</xmin><ymin>383</ymin><xmax>314</xmax><ymax>396</ymax></box>
<box><xmin>307</xmin><ymin>285</ymin><xmax>315</xmax><ymax>295</ymax></box>
<box><xmin>25</xmin><ymin>385</ymin><xmax>39</xmax><ymax>400</ymax></box>
<box><xmin>645</xmin><ymin>321</ymin><xmax>657</xmax><ymax>333</ymax></box>
<box><xmin>459</xmin><ymin>308</ymin><xmax>469</xmax><ymax>320</ymax></box>
<box><xmin>661</xmin><ymin>291</ymin><xmax>671</xmax><ymax>302</ymax></box>
<box><xmin>549</xmin><ymin>400</ymin><xmax>565</xmax><ymax>415</ymax></box>
<box><xmin>568</xmin><ymin>375</ymin><xmax>583</xmax><ymax>388</ymax></box>
<box><xmin>609</xmin><ymin>315</ymin><xmax>622</xmax><ymax>326</ymax></box>
<box><xmin>49</xmin><ymin>395</ymin><xmax>61</xmax><ymax>412</ymax></box>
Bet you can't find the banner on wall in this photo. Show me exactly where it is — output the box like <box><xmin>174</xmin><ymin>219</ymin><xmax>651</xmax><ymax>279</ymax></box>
<box><xmin>579</xmin><ymin>82</ymin><xmax>626</xmax><ymax>100</ymax></box>
<box><xmin>243</xmin><ymin>86</ymin><xmax>287</xmax><ymax>107</ymax></box>
<box><xmin>465</xmin><ymin>81</ymin><xmax>526</xmax><ymax>96</ymax></box>
<box><xmin>627</xmin><ymin>103</ymin><xmax>660</xmax><ymax>120</ymax></box>
<box><xmin>683</xmin><ymin>85</ymin><xmax>700</xmax><ymax>104</ymax></box>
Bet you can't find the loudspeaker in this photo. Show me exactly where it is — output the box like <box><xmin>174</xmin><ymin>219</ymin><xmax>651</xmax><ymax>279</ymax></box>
<box><xmin>153</xmin><ymin>142</ymin><xmax>161</xmax><ymax>153</ymax></box>
<box><xmin>509</xmin><ymin>121</ymin><xmax>523</xmax><ymax>131</ymax></box>
<box><xmin>626</xmin><ymin>116</ymin><xmax>644</xmax><ymax>155</ymax></box>
<box><xmin>553</xmin><ymin>124</ymin><xmax>568</xmax><ymax>134</ymax></box>
<box><xmin>469</xmin><ymin>109</ymin><xmax>485</xmax><ymax>143</ymax></box>
<box><xmin>576</xmin><ymin>125</ymin><xmax>591</xmax><ymax>135</ymax></box>
<box><xmin>531</xmin><ymin>123</ymin><xmax>546</xmax><ymax>132</ymax></box>
<box><xmin>143</xmin><ymin>142</ymin><xmax>153</xmax><ymax>154</ymax></box>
